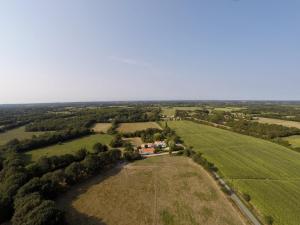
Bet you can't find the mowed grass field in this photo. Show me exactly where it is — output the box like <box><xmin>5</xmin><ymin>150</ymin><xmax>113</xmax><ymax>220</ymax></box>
<box><xmin>26</xmin><ymin>134</ymin><xmax>112</xmax><ymax>161</ymax></box>
<box><xmin>117</xmin><ymin>122</ymin><xmax>161</xmax><ymax>132</ymax></box>
<box><xmin>57</xmin><ymin>156</ymin><xmax>247</xmax><ymax>225</ymax></box>
<box><xmin>283</xmin><ymin>135</ymin><xmax>300</xmax><ymax>148</ymax></box>
<box><xmin>0</xmin><ymin>126</ymin><xmax>46</xmax><ymax>146</ymax></box>
<box><xmin>256</xmin><ymin>117</ymin><xmax>300</xmax><ymax>129</ymax></box>
<box><xmin>91</xmin><ymin>123</ymin><xmax>111</xmax><ymax>133</ymax></box>
<box><xmin>168</xmin><ymin>120</ymin><xmax>300</xmax><ymax>225</ymax></box>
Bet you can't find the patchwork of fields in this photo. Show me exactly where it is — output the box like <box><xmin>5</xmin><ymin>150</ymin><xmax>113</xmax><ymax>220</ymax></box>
<box><xmin>0</xmin><ymin>126</ymin><xmax>46</xmax><ymax>145</ymax></box>
<box><xmin>168</xmin><ymin>120</ymin><xmax>300</xmax><ymax>225</ymax></box>
<box><xmin>26</xmin><ymin>134</ymin><xmax>112</xmax><ymax>161</ymax></box>
<box><xmin>57</xmin><ymin>156</ymin><xmax>247</xmax><ymax>225</ymax></box>
<box><xmin>117</xmin><ymin>122</ymin><xmax>161</xmax><ymax>132</ymax></box>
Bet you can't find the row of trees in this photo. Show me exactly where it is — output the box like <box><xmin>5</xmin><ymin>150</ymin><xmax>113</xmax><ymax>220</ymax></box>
<box><xmin>227</xmin><ymin>120</ymin><xmax>300</xmax><ymax>139</ymax></box>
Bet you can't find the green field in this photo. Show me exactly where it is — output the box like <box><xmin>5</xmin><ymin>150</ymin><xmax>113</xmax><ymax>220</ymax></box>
<box><xmin>0</xmin><ymin>126</ymin><xmax>46</xmax><ymax>146</ymax></box>
<box><xmin>26</xmin><ymin>134</ymin><xmax>113</xmax><ymax>161</ymax></box>
<box><xmin>283</xmin><ymin>135</ymin><xmax>300</xmax><ymax>148</ymax></box>
<box><xmin>168</xmin><ymin>120</ymin><xmax>300</xmax><ymax>225</ymax></box>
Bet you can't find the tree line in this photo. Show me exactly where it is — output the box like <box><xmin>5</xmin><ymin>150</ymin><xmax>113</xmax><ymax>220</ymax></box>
<box><xmin>0</xmin><ymin>144</ymin><xmax>140</xmax><ymax>225</ymax></box>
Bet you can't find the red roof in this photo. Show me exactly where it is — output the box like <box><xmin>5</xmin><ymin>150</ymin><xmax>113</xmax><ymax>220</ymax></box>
<box><xmin>140</xmin><ymin>147</ymin><xmax>155</xmax><ymax>154</ymax></box>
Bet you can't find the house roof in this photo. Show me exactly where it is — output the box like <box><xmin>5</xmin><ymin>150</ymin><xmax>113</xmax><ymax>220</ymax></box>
<box><xmin>141</xmin><ymin>148</ymin><xmax>155</xmax><ymax>153</ymax></box>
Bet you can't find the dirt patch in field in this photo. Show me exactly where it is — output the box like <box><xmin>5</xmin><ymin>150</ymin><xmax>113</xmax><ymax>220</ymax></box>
<box><xmin>92</xmin><ymin>123</ymin><xmax>111</xmax><ymax>133</ymax></box>
<box><xmin>117</xmin><ymin>122</ymin><xmax>162</xmax><ymax>133</ymax></box>
<box><xmin>123</xmin><ymin>137</ymin><xmax>143</xmax><ymax>146</ymax></box>
<box><xmin>57</xmin><ymin>156</ymin><xmax>247</xmax><ymax>225</ymax></box>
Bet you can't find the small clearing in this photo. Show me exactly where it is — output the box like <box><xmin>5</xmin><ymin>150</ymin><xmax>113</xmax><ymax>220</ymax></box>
<box><xmin>91</xmin><ymin>123</ymin><xmax>111</xmax><ymax>133</ymax></box>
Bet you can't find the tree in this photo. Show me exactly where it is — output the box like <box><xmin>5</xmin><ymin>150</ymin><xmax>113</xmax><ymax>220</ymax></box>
<box><xmin>110</xmin><ymin>134</ymin><xmax>123</xmax><ymax>148</ymax></box>
<box><xmin>93</xmin><ymin>143</ymin><xmax>108</xmax><ymax>153</ymax></box>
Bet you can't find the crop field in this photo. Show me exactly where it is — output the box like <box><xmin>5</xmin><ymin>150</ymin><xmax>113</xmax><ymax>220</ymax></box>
<box><xmin>91</xmin><ymin>123</ymin><xmax>111</xmax><ymax>133</ymax></box>
<box><xmin>117</xmin><ymin>122</ymin><xmax>161</xmax><ymax>132</ymax></box>
<box><xmin>213</xmin><ymin>107</ymin><xmax>246</xmax><ymax>112</ymax></box>
<box><xmin>57</xmin><ymin>156</ymin><xmax>247</xmax><ymax>225</ymax></box>
<box><xmin>168</xmin><ymin>120</ymin><xmax>300</xmax><ymax>225</ymax></box>
<box><xmin>26</xmin><ymin>134</ymin><xmax>112</xmax><ymax>161</ymax></box>
<box><xmin>283</xmin><ymin>135</ymin><xmax>300</xmax><ymax>148</ymax></box>
<box><xmin>256</xmin><ymin>117</ymin><xmax>300</xmax><ymax>129</ymax></box>
<box><xmin>0</xmin><ymin>126</ymin><xmax>46</xmax><ymax>146</ymax></box>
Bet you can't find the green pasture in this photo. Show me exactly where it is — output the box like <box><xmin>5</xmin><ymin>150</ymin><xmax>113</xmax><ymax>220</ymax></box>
<box><xmin>26</xmin><ymin>134</ymin><xmax>113</xmax><ymax>161</ymax></box>
<box><xmin>0</xmin><ymin>126</ymin><xmax>46</xmax><ymax>146</ymax></box>
<box><xmin>168</xmin><ymin>120</ymin><xmax>300</xmax><ymax>225</ymax></box>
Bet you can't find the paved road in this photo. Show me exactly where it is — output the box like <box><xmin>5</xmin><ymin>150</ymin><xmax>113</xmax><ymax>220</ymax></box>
<box><xmin>213</xmin><ymin>172</ymin><xmax>262</xmax><ymax>225</ymax></box>
<box><xmin>142</xmin><ymin>151</ymin><xmax>179</xmax><ymax>158</ymax></box>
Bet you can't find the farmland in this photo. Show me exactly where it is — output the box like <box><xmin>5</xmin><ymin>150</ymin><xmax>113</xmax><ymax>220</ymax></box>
<box><xmin>57</xmin><ymin>156</ymin><xmax>247</xmax><ymax>225</ymax></box>
<box><xmin>117</xmin><ymin>122</ymin><xmax>161</xmax><ymax>132</ymax></box>
<box><xmin>91</xmin><ymin>123</ymin><xmax>111</xmax><ymax>133</ymax></box>
<box><xmin>161</xmin><ymin>106</ymin><xmax>203</xmax><ymax>117</ymax></box>
<box><xmin>255</xmin><ymin>117</ymin><xmax>300</xmax><ymax>129</ymax></box>
<box><xmin>0</xmin><ymin>126</ymin><xmax>46</xmax><ymax>146</ymax></box>
<box><xmin>168</xmin><ymin>120</ymin><xmax>300</xmax><ymax>225</ymax></box>
<box><xmin>26</xmin><ymin>134</ymin><xmax>112</xmax><ymax>161</ymax></box>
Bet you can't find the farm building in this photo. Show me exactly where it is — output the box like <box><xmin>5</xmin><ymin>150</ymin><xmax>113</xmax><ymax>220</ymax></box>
<box><xmin>141</xmin><ymin>143</ymin><xmax>154</xmax><ymax>148</ymax></box>
<box><xmin>139</xmin><ymin>147</ymin><xmax>155</xmax><ymax>155</ymax></box>
<box><xmin>154</xmin><ymin>141</ymin><xmax>166</xmax><ymax>148</ymax></box>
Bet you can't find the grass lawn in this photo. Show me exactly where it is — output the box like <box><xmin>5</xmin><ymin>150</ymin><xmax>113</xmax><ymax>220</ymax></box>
<box><xmin>168</xmin><ymin>120</ymin><xmax>300</xmax><ymax>225</ymax></box>
<box><xmin>283</xmin><ymin>135</ymin><xmax>300</xmax><ymax>148</ymax></box>
<box><xmin>117</xmin><ymin>122</ymin><xmax>161</xmax><ymax>132</ymax></box>
<box><xmin>57</xmin><ymin>156</ymin><xmax>247</xmax><ymax>225</ymax></box>
<box><xmin>256</xmin><ymin>117</ymin><xmax>300</xmax><ymax>129</ymax></box>
<box><xmin>0</xmin><ymin>126</ymin><xmax>46</xmax><ymax>146</ymax></box>
<box><xmin>26</xmin><ymin>134</ymin><xmax>113</xmax><ymax>161</ymax></box>
<box><xmin>91</xmin><ymin>123</ymin><xmax>111</xmax><ymax>133</ymax></box>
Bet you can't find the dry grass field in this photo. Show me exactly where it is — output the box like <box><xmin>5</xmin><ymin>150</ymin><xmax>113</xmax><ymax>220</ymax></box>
<box><xmin>117</xmin><ymin>122</ymin><xmax>162</xmax><ymax>132</ymax></box>
<box><xmin>283</xmin><ymin>135</ymin><xmax>300</xmax><ymax>148</ymax></box>
<box><xmin>91</xmin><ymin>123</ymin><xmax>111</xmax><ymax>133</ymax></box>
<box><xmin>123</xmin><ymin>137</ymin><xmax>143</xmax><ymax>146</ymax></box>
<box><xmin>57</xmin><ymin>156</ymin><xmax>247</xmax><ymax>225</ymax></box>
<box><xmin>256</xmin><ymin>117</ymin><xmax>300</xmax><ymax>129</ymax></box>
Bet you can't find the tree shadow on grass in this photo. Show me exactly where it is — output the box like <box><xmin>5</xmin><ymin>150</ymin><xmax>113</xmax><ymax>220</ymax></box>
<box><xmin>57</xmin><ymin>165</ymin><xmax>124</xmax><ymax>225</ymax></box>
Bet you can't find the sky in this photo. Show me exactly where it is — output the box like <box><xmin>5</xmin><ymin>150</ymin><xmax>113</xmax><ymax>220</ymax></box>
<box><xmin>0</xmin><ymin>0</ymin><xmax>299</xmax><ymax>104</ymax></box>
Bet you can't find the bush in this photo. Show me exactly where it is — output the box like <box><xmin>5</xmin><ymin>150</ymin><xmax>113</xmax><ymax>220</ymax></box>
<box><xmin>264</xmin><ymin>215</ymin><xmax>274</xmax><ymax>225</ymax></box>
<box><xmin>242</xmin><ymin>192</ymin><xmax>251</xmax><ymax>202</ymax></box>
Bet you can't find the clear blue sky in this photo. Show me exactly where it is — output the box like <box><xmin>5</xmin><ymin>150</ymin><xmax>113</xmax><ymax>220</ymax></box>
<box><xmin>0</xmin><ymin>0</ymin><xmax>299</xmax><ymax>103</ymax></box>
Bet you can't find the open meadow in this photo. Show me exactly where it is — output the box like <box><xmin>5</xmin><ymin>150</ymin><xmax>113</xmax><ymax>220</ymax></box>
<box><xmin>256</xmin><ymin>117</ymin><xmax>300</xmax><ymax>129</ymax></box>
<box><xmin>91</xmin><ymin>123</ymin><xmax>111</xmax><ymax>133</ymax></box>
<box><xmin>0</xmin><ymin>126</ymin><xmax>46</xmax><ymax>146</ymax></box>
<box><xmin>26</xmin><ymin>134</ymin><xmax>112</xmax><ymax>161</ymax></box>
<box><xmin>57</xmin><ymin>156</ymin><xmax>247</xmax><ymax>225</ymax></box>
<box><xmin>117</xmin><ymin>122</ymin><xmax>161</xmax><ymax>132</ymax></box>
<box><xmin>168</xmin><ymin>120</ymin><xmax>300</xmax><ymax>225</ymax></box>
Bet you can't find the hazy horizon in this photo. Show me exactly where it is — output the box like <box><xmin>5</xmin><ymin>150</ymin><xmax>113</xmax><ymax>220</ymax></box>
<box><xmin>1</xmin><ymin>0</ymin><xmax>300</xmax><ymax>104</ymax></box>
